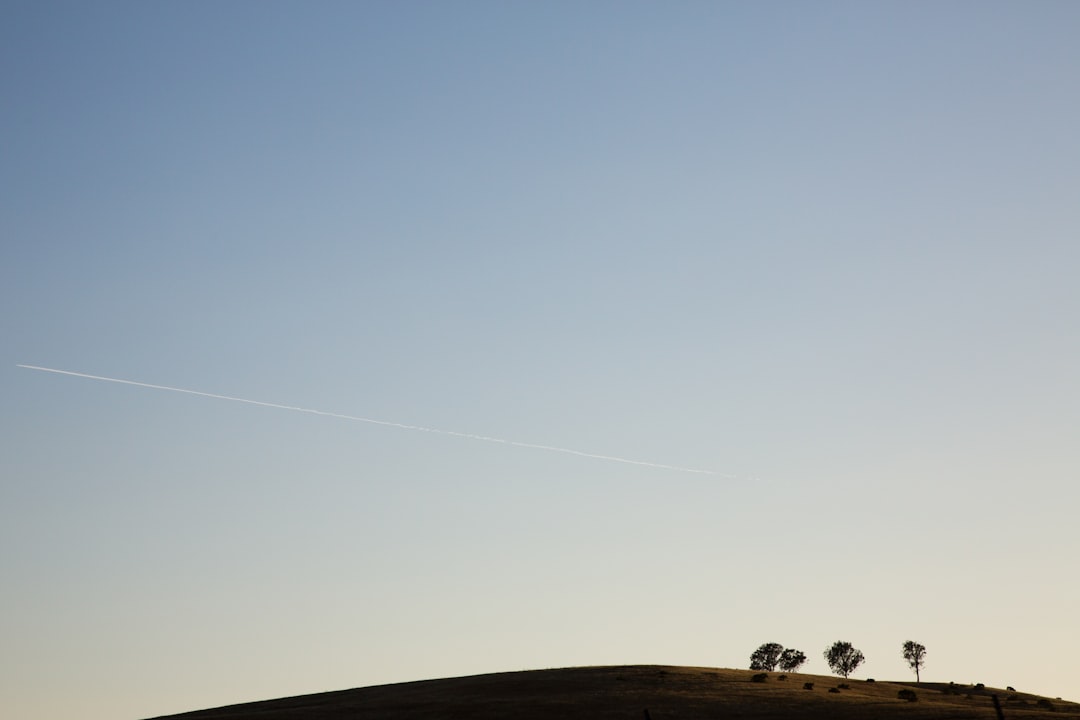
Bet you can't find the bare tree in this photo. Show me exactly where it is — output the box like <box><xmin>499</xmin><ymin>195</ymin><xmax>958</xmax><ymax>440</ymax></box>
<box><xmin>902</xmin><ymin>641</ymin><xmax>927</xmax><ymax>682</ymax></box>
<box><xmin>823</xmin><ymin>641</ymin><xmax>864</xmax><ymax>679</ymax></box>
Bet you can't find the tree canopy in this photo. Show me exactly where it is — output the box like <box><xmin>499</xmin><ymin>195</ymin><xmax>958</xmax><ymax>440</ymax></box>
<box><xmin>778</xmin><ymin>648</ymin><xmax>807</xmax><ymax>673</ymax></box>
<box><xmin>749</xmin><ymin>643</ymin><xmax>784</xmax><ymax>671</ymax></box>
<box><xmin>902</xmin><ymin>641</ymin><xmax>927</xmax><ymax>682</ymax></box>
<box><xmin>823</xmin><ymin>641</ymin><xmax>865</xmax><ymax>678</ymax></box>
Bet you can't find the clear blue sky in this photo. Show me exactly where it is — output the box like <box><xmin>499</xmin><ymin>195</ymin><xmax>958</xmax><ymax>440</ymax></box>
<box><xmin>3</xmin><ymin>2</ymin><xmax>1078</xmax><ymax>718</ymax></box>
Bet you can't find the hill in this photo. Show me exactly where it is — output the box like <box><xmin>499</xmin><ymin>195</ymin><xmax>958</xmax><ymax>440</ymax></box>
<box><xmin>146</xmin><ymin>665</ymin><xmax>1080</xmax><ymax>720</ymax></box>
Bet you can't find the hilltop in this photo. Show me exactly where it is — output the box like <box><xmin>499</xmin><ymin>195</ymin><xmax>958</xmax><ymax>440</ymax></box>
<box><xmin>147</xmin><ymin>665</ymin><xmax>1080</xmax><ymax>720</ymax></box>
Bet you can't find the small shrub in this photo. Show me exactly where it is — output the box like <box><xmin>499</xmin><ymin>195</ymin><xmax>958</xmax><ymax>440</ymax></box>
<box><xmin>803</xmin><ymin>682</ymin><xmax>814</xmax><ymax>690</ymax></box>
<box><xmin>751</xmin><ymin>673</ymin><xmax>768</xmax><ymax>683</ymax></box>
<box><xmin>866</xmin><ymin>678</ymin><xmax>876</xmax><ymax>683</ymax></box>
<box><xmin>828</xmin><ymin>687</ymin><xmax>841</xmax><ymax>694</ymax></box>
<box><xmin>976</xmin><ymin>683</ymin><xmax>985</xmax><ymax>689</ymax></box>
<box><xmin>1007</xmin><ymin>686</ymin><xmax>1016</xmax><ymax>691</ymax></box>
<box><xmin>898</xmin><ymin>689</ymin><xmax>918</xmax><ymax>702</ymax></box>
<box><xmin>777</xmin><ymin>674</ymin><xmax>787</xmax><ymax>681</ymax></box>
<box><xmin>1037</xmin><ymin>699</ymin><xmax>1054</xmax><ymax>710</ymax></box>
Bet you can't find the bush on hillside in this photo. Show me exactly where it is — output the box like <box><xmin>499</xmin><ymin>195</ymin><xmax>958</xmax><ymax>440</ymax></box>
<box><xmin>751</xmin><ymin>673</ymin><xmax>768</xmax><ymax>683</ymax></box>
<box><xmin>803</xmin><ymin>682</ymin><xmax>814</xmax><ymax>690</ymax></box>
<box><xmin>898</xmin><ymin>689</ymin><xmax>918</xmax><ymax>702</ymax></box>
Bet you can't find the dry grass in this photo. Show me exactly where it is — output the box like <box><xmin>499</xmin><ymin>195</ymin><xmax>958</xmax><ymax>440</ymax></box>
<box><xmin>146</xmin><ymin>665</ymin><xmax>1080</xmax><ymax>720</ymax></box>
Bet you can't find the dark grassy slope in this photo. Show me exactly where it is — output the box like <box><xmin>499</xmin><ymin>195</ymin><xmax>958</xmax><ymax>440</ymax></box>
<box><xmin>147</xmin><ymin>665</ymin><xmax>1080</xmax><ymax>720</ymax></box>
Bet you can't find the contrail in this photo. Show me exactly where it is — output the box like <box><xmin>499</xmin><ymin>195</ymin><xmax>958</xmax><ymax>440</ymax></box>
<box><xmin>16</xmin><ymin>364</ymin><xmax>727</xmax><ymax>476</ymax></box>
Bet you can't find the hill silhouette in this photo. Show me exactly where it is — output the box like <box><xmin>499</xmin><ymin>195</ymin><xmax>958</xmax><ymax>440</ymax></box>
<box><xmin>146</xmin><ymin>665</ymin><xmax>1079</xmax><ymax>720</ymax></box>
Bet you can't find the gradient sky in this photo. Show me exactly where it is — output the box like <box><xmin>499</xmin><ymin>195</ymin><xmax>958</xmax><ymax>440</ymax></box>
<box><xmin>2</xmin><ymin>2</ymin><xmax>1078</xmax><ymax>718</ymax></box>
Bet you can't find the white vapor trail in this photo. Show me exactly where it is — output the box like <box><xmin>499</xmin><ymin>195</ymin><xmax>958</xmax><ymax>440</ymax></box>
<box><xmin>17</xmin><ymin>364</ymin><xmax>727</xmax><ymax>476</ymax></box>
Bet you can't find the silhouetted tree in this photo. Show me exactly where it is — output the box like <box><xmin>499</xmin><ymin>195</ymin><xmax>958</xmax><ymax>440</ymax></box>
<box><xmin>823</xmin><ymin>641</ymin><xmax>864</xmax><ymax>679</ymax></box>
<box><xmin>749</xmin><ymin>642</ymin><xmax>784</xmax><ymax>671</ymax></box>
<box><xmin>779</xmin><ymin>648</ymin><xmax>807</xmax><ymax>673</ymax></box>
<box><xmin>902</xmin><ymin>640</ymin><xmax>927</xmax><ymax>682</ymax></box>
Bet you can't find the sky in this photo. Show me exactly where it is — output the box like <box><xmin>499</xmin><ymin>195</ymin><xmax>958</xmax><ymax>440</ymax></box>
<box><xmin>2</xmin><ymin>2</ymin><xmax>1078</xmax><ymax>718</ymax></box>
